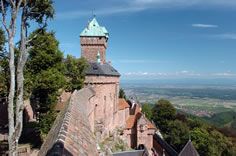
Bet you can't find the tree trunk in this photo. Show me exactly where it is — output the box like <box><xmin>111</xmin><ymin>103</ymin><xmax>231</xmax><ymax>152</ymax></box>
<box><xmin>8</xmin><ymin>35</ymin><xmax>17</xmax><ymax>156</ymax></box>
<box><xmin>14</xmin><ymin>11</ymin><xmax>28</xmax><ymax>153</ymax></box>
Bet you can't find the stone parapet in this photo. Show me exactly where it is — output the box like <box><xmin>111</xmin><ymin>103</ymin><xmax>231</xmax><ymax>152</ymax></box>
<box><xmin>85</xmin><ymin>75</ymin><xmax>120</xmax><ymax>84</ymax></box>
<box><xmin>80</xmin><ymin>37</ymin><xmax>107</xmax><ymax>47</ymax></box>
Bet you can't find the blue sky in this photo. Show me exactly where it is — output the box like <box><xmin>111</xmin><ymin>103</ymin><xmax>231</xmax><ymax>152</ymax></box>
<box><xmin>45</xmin><ymin>0</ymin><xmax>236</xmax><ymax>80</ymax></box>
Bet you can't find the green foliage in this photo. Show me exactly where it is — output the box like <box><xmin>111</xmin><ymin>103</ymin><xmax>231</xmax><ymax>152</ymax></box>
<box><xmin>25</xmin><ymin>30</ymin><xmax>66</xmax><ymax>137</ymax></box>
<box><xmin>207</xmin><ymin>130</ymin><xmax>228</xmax><ymax>156</ymax></box>
<box><xmin>191</xmin><ymin>128</ymin><xmax>209</xmax><ymax>155</ymax></box>
<box><xmin>26</xmin><ymin>30</ymin><xmax>65</xmax><ymax>75</ymax></box>
<box><xmin>26</xmin><ymin>0</ymin><xmax>55</xmax><ymax>24</ymax></box>
<box><xmin>188</xmin><ymin>118</ymin><xmax>205</xmax><ymax>130</ymax></box>
<box><xmin>164</xmin><ymin>120</ymin><xmax>189</xmax><ymax>152</ymax></box>
<box><xmin>33</xmin><ymin>68</ymin><xmax>65</xmax><ymax>112</ymax></box>
<box><xmin>231</xmin><ymin>120</ymin><xmax>236</xmax><ymax>132</ymax></box>
<box><xmin>119</xmin><ymin>88</ymin><xmax>127</xmax><ymax>100</ymax></box>
<box><xmin>0</xmin><ymin>28</ymin><xmax>8</xmax><ymax>99</ymax></box>
<box><xmin>38</xmin><ymin>111</ymin><xmax>57</xmax><ymax>140</ymax></box>
<box><xmin>0</xmin><ymin>28</ymin><xmax>6</xmax><ymax>56</ymax></box>
<box><xmin>64</xmin><ymin>55</ymin><xmax>89</xmax><ymax>92</ymax></box>
<box><xmin>141</xmin><ymin>104</ymin><xmax>152</xmax><ymax>121</ymax></box>
<box><xmin>0</xmin><ymin>58</ymin><xmax>9</xmax><ymax>98</ymax></box>
<box><xmin>152</xmin><ymin>99</ymin><xmax>176</xmax><ymax>132</ymax></box>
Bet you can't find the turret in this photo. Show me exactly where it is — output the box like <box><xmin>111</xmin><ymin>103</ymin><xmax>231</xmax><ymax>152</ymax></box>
<box><xmin>80</xmin><ymin>18</ymin><xmax>109</xmax><ymax>64</ymax></box>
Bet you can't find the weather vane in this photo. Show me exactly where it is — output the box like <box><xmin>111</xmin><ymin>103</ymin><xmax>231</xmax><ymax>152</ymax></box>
<box><xmin>92</xmin><ymin>9</ymin><xmax>96</xmax><ymax>18</ymax></box>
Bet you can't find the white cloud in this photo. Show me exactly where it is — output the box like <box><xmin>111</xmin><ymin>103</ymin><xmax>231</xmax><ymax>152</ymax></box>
<box><xmin>180</xmin><ymin>70</ymin><xmax>190</xmax><ymax>73</ymax></box>
<box><xmin>122</xmin><ymin>71</ymin><xmax>236</xmax><ymax>79</ymax></box>
<box><xmin>213</xmin><ymin>73</ymin><xmax>236</xmax><ymax>77</ymax></box>
<box><xmin>56</xmin><ymin>6</ymin><xmax>146</xmax><ymax>20</ymax></box>
<box><xmin>214</xmin><ymin>34</ymin><xmax>236</xmax><ymax>40</ymax></box>
<box><xmin>123</xmin><ymin>72</ymin><xmax>169</xmax><ymax>76</ymax></box>
<box><xmin>134</xmin><ymin>0</ymin><xmax>236</xmax><ymax>6</ymax></box>
<box><xmin>192</xmin><ymin>24</ymin><xmax>218</xmax><ymax>28</ymax></box>
<box><xmin>56</xmin><ymin>0</ymin><xmax>236</xmax><ymax>20</ymax></box>
<box><xmin>116</xmin><ymin>59</ymin><xmax>171</xmax><ymax>64</ymax></box>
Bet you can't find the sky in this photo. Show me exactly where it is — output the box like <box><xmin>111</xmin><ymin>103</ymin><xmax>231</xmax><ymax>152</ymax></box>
<box><xmin>38</xmin><ymin>1</ymin><xmax>236</xmax><ymax>80</ymax></box>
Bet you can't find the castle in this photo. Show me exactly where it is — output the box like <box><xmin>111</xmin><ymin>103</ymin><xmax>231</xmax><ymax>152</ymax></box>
<box><xmin>78</xmin><ymin>17</ymin><xmax>199</xmax><ymax>156</ymax></box>
<box><xmin>80</xmin><ymin>17</ymin><xmax>159</xmax><ymax>154</ymax></box>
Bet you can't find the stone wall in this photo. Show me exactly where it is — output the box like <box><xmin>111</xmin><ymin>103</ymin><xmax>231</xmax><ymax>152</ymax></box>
<box><xmin>80</xmin><ymin>37</ymin><xmax>107</xmax><ymax>63</ymax></box>
<box><xmin>85</xmin><ymin>76</ymin><xmax>120</xmax><ymax>138</ymax></box>
<box><xmin>38</xmin><ymin>87</ymin><xmax>98</xmax><ymax>156</ymax></box>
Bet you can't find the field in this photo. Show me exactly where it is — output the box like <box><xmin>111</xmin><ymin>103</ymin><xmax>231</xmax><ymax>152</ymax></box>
<box><xmin>120</xmin><ymin>83</ymin><xmax>236</xmax><ymax>117</ymax></box>
<box><xmin>121</xmin><ymin>81</ymin><xmax>236</xmax><ymax>131</ymax></box>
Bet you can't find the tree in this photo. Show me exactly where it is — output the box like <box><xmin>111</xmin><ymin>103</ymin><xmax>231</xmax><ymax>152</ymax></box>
<box><xmin>0</xmin><ymin>1</ymin><xmax>54</xmax><ymax>155</ymax></box>
<box><xmin>119</xmin><ymin>88</ymin><xmax>127</xmax><ymax>100</ymax></box>
<box><xmin>141</xmin><ymin>104</ymin><xmax>152</xmax><ymax>121</ymax></box>
<box><xmin>165</xmin><ymin>120</ymin><xmax>189</xmax><ymax>152</ymax></box>
<box><xmin>0</xmin><ymin>27</ymin><xmax>6</xmax><ymax>58</ymax></box>
<box><xmin>188</xmin><ymin>118</ymin><xmax>204</xmax><ymax>130</ymax></box>
<box><xmin>207</xmin><ymin>130</ymin><xmax>227</xmax><ymax>156</ymax></box>
<box><xmin>25</xmin><ymin>30</ymin><xmax>65</xmax><ymax>138</ymax></box>
<box><xmin>0</xmin><ymin>28</ymin><xmax>7</xmax><ymax>98</ymax></box>
<box><xmin>0</xmin><ymin>57</ymin><xmax>9</xmax><ymax>98</ymax></box>
<box><xmin>64</xmin><ymin>55</ymin><xmax>89</xmax><ymax>92</ymax></box>
<box><xmin>191</xmin><ymin>128</ymin><xmax>209</xmax><ymax>156</ymax></box>
<box><xmin>152</xmin><ymin>99</ymin><xmax>176</xmax><ymax>132</ymax></box>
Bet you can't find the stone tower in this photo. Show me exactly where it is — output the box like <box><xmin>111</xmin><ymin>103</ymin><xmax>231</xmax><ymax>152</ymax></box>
<box><xmin>80</xmin><ymin>17</ymin><xmax>120</xmax><ymax>138</ymax></box>
<box><xmin>80</xmin><ymin>17</ymin><xmax>109</xmax><ymax>64</ymax></box>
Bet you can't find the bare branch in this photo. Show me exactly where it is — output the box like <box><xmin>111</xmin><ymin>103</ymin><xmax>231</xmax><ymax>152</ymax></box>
<box><xmin>16</xmin><ymin>0</ymin><xmax>23</xmax><ymax>12</ymax></box>
<box><xmin>26</xmin><ymin>34</ymin><xmax>37</xmax><ymax>44</ymax></box>
<box><xmin>1</xmin><ymin>0</ymin><xmax>6</xmax><ymax>22</ymax></box>
<box><xmin>0</xmin><ymin>18</ymin><xmax>9</xmax><ymax>33</ymax></box>
<box><xmin>10</xmin><ymin>0</ymin><xmax>15</xmax><ymax>8</ymax></box>
<box><xmin>9</xmin><ymin>0</ymin><xmax>23</xmax><ymax>37</ymax></box>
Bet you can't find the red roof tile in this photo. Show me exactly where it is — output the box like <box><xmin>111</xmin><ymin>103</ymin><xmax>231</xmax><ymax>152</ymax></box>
<box><xmin>118</xmin><ymin>98</ymin><xmax>130</xmax><ymax>110</ymax></box>
<box><xmin>126</xmin><ymin>105</ymin><xmax>155</xmax><ymax>129</ymax></box>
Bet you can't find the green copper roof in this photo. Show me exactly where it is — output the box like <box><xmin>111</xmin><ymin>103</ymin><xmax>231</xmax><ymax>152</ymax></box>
<box><xmin>80</xmin><ymin>18</ymin><xmax>109</xmax><ymax>38</ymax></box>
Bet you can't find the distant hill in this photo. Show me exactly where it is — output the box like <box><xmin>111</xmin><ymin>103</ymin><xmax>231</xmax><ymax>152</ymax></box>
<box><xmin>177</xmin><ymin>109</ymin><xmax>236</xmax><ymax>132</ymax></box>
<box><xmin>202</xmin><ymin>111</ymin><xmax>236</xmax><ymax>130</ymax></box>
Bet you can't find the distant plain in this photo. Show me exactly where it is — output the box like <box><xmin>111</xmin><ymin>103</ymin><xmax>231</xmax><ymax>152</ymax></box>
<box><xmin>120</xmin><ymin>79</ymin><xmax>236</xmax><ymax>116</ymax></box>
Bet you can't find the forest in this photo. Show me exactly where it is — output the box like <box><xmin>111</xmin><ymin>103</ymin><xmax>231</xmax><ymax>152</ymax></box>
<box><xmin>141</xmin><ymin>99</ymin><xmax>236</xmax><ymax>156</ymax></box>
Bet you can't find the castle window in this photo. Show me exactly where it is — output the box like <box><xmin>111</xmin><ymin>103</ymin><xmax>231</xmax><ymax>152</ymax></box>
<box><xmin>140</xmin><ymin>125</ymin><xmax>144</xmax><ymax>132</ymax></box>
<box><xmin>104</xmin><ymin>96</ymin><xmax>106</xmax><ymax>115</ymax></box>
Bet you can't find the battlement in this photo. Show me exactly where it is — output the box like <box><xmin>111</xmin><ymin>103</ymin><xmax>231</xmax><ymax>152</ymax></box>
<box><xmin>80</xmin><ymin>37</ymin><xmax>107</xmax><ymax>47</ymax></box>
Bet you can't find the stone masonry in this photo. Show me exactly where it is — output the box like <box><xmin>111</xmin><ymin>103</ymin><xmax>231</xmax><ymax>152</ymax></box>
<box><xmin>80</xmin><ymin>37</ymin><xmax>107</xmax><ymax>64</ymax></box>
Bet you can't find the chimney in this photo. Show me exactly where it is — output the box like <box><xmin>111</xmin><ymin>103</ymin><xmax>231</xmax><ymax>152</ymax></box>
<box><xmin>88</xmin><ymin>20</ymin><xmax>90</xmax><ymax>30</ymax></box>
<box><xmin>108</xmin><ymin>60</ymin><xmax>111</xmax><ymax>65</ymax></box>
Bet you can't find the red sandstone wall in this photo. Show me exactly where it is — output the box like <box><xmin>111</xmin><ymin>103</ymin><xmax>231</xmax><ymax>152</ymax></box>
<box><xmin>85</xmin><ymin>76</ymin><xmax>120</xmax><ymax>136</ymax></box>
<box><xmin>80</xmin><ymin>37</ymin><xmax>107</xmax><ymax>63</ymax></box>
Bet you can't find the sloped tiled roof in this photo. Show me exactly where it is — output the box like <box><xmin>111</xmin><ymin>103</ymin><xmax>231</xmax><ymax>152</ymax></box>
<box><xmin>179</xmin><ymin>140</ymin><xmax>200</xmax><ymax>156</ymax></box>
<box><xmin>119</xmin><ymin>99</ymin><xmax>130</xmax><ymax>110</ymax></box>
<box><xmin>80</xmin><ymin>17</ymin><xmax>109</xmax><ymax>38</ymax></box>
<box><xmin>38</xmin><ymin>87</ymin><xmax>98</xmax><ymax>156</ymax></box>
<box><xmin>126</xmin><ymin>105</ymin><xmax>155</xmax><ymax>129</ymax></box>
<box><xmin>153</xmin><ymin>134</ymin><xmax>178</xmax><ymax>156</ymax></box>
<box><xmin>86</xmin><ymin>62</ymin><xmax>120</xmax><ymax>77</ymax></box>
